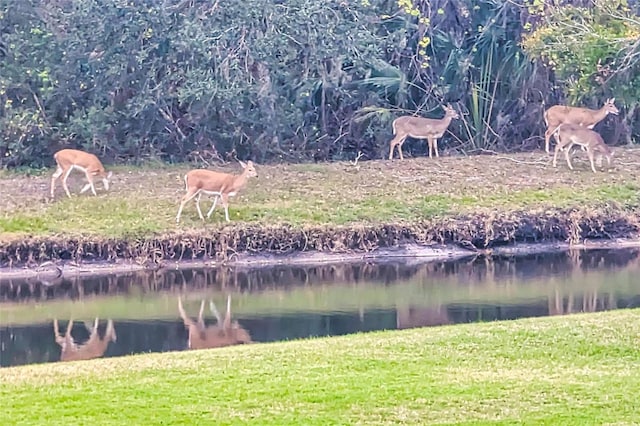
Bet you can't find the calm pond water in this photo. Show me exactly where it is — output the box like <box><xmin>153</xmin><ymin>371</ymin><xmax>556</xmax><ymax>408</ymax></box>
<box><xmin>1</xmin><ymin>248</ymin><xmax>640</xmax><ymax>368</ymax></box>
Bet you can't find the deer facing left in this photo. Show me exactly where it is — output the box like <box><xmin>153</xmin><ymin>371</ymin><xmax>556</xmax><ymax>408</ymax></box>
<box><xmin>53</xmin><ymin>318</ymin><xmax>117</xmax><ymax>362</ymax></box>
<box><xmin>50</xmin><ymin>149</ymin><xmax>112</xmax><ymax>198</ymax></box>
<box><xmin>175</xmin><ymin>160</ymin><xmax>258</xmax><ymax>223</ymax></box>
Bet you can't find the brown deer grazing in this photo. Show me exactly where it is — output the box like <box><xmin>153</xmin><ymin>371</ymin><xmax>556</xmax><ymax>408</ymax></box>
<box><xmin>53</xmin><ymin>318</ymin><xmax>117</xmax><ymax>362</ymax></box>
<box><xmin>543</xmin><ymin>98</ymin><xmax>619</xmax><ymax>154</ymax></box>
<box><xmin>50</xmin><ymin>149</ymin><xmax>113</xmax><ymax>198</ymax></box>
<box><xmin>175</xmin><ymin>160</ymin><xmax>258</xmax><ymax>223</ymax></box>
<box><xmin>389</xmin><ymin>104</ymin><xmax>460</xmax><ymax>160</ymax></box>
<box><xmin>178</xmin><ymin>296</ymin><xmax>252</xmax><ymax>350</ymax></box>
<box><xmin>551</xmin><ymin>123</ymin><xmax>614</xmax><ymax>173</ymax></box>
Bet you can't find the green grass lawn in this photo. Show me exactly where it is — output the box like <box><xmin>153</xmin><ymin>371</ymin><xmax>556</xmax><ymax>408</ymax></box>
<box><xmin>1</xmin><ymin>151</ymin><xmax>640</xmax><ymax>239</ymax></box>
<box><xmin>1</xmin><ymin>309</ymin><xmax>639</xmax><ymax>425</ymax></box>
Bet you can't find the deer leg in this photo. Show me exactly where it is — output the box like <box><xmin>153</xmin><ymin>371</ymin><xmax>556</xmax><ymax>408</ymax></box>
<box><xmin>544</xmin><ymin>128</ymin><xmax>554</xmax><ymax>154</ymax></box>
<box><xmin>195</xmin><ymin>193</ymin><xmax>205</xmax><ymax>221</ymax></box>
<box><xmin>206</xmin><ymin>195</ymin><xmax>219</xmax><ymax>218</ymax></box>
<box><xmin>175</xmin><ymin>188</ymin><xmax>200</xmax><ymax>223</ymax></box>
<box><xmin>588</xmin><ymin>150</ymin><xmax>597</xmax><ymax>173</ymax></box>
<box><xmin>220</xmin><ymin>193</ymin><xmax>231</xmax><ymax>222</ymax></box>
<box><xmin>61</xmin><ymin>167</ymin><xmax>74</xmax><ymax>198</ymax></box>
<box><xmin>430</xmin><ymin>137</ymin><xmax>440</xmax><ymax>158</ymax></box>
<box><xmin>564</xmin><ymin>146</ymin><xmax>574</xmax><ymax>170</ymax></box>
<box><xmin>389</xmin><ymin>135</ymin><xmax>406</xmax><ymax>160</ymax></box>
<box><xmin>80</xmin><ymin>173</ymin><xmax>97</xmax><ymax>196</ymax></box>
<box><xmin>552</xmin><ymin>144</ymin><xmax>561</xmax><ymax>168</ymax></box>
<box><xmin>50</xmin><ymin>167</ymin><xmax>63</xmax><ymax>198</ymax></box>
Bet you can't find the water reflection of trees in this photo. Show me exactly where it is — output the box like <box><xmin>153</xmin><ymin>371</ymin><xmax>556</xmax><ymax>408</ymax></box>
<box><xmin>1</xmin><ymin>248</ymin><xmax>638</xmax><ymax>302</ymax></box>
<box><xmin>2</xmin><ymin>248</ymin><xmax>640</xmax><ymax>368</ymax></box>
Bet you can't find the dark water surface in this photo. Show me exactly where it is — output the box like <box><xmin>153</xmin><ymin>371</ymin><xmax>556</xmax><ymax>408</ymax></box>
<box><xmin>1</xmin><ymin>248</ymin><xmax>640</xmax><ymax>368</ymax></box>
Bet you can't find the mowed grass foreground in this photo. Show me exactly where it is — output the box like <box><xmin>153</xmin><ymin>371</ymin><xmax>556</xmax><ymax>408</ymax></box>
<box><xmin>1</xmin><ymin>309</ymin><xmax>639</xmax><ymax>425</ymax></box>
<box><xmin>1</xmin><ymin>150</ymin><xmax>640</xmax><ymax>239</ymax></box>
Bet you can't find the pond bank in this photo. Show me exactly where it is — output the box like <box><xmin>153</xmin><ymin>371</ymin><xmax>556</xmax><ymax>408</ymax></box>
<box><xmin>2</xmin><ymin>152</ymin><xmax>640</xmax><ymax>278</ymax></box>
<box><xmin>1</xmin><ymin>207</ymin><xmax>639</xmax><ymax>280</ymax></box>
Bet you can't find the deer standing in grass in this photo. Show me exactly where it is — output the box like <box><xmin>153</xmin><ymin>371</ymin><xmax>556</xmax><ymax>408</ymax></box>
<box><xmin>551</xmin><ymin>123</ymin><xmax>614</xmax><ymax>173</ymax></box>
<box><xmin>388</xmin><ymin>104</ymin><xmax>460</xmax><ymax>160</ymax></box>
<box><xmin>50</xmin><ymin>149</ymin><xmax>112</xmax><ymax>198</ymax></box>
<box><xmin>543</xmin><ymin>98</ymin><xmax>619</xmax><ymax>154</ymax></box>
<box><xmin>53</xmin><ymin>318</ymin><xmax>117</xmax><ymax>362</ymax></box>
<box><xmin>175</xmin><ymin>160</ymin><xmax>257</xmax><ymax>223</ymax></box>
<box><xmin>178</xmin><ymin>295</ymin><xmax>252</xmax><ymax>350</ymax></box>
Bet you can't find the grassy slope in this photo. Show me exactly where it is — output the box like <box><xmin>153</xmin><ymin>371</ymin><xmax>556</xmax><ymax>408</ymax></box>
<box><xmin>1</xmin><ymin>309</ymin><xmax>639</xmax><ymax>425</ymax></box>
<box><xmin>1</xmin><ymin>151</ymin><xmax>640</xmax><ymax>239</ymax></box>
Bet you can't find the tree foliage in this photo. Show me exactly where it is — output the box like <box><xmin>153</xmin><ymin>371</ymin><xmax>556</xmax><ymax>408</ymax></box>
<box><xmin>1</xmin><ymin>0</ymin><xmax>637</xmax><ymax>168</ymax></box>
<box><xmin>522</xmin><ymin>0</ymin><xmax>640</xmax><ymax>143</ymax></box>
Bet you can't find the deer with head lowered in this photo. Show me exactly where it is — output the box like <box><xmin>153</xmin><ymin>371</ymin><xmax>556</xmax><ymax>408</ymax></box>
<box><xmin>551</xmin><ymin>123</ymin><xmax>614</xmax><ymax>173</ymax></box>
<box><xmin>53</xmin><ymin>318</ymin><xmax>117</xmax><ymax>362</ymax></box>
<box><xmin>50</xmin><ymin>149</ymin><xmax>112</xmax><ymax>199</ymax></box>
<box><xmin>175</xmin><ymin>160</ymin><xmax>258</xmax><ymax>223</ymax></box>
<box><xmin>178</xmin><ymin>295</ymin><xmax>252</xmax><ymax>350</ymax></box>
<box><xmin>389</xmin><ymin>104</ymin><xmax>459</xmax><ymax>160</ymax></box>
<box><xmin>543</xmin><ymin>98</ymin><xmax>619</xmax><ymax>154</ymax></box>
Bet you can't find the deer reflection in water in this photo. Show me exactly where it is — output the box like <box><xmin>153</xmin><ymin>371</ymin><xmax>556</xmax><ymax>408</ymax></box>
<box><xmin>53</xmin><ymin>318</ymin><xmax>117</xmax><ymax>362</ymax></box>
<box><xmin>178</xmin><ymin>295</ymin><xmax>252</xmax><ymax>350</ymax></box>
<box><xmin>396</xmin><ymin>306</ymin><xmax>451</xmax><ymax>329</ymax></box>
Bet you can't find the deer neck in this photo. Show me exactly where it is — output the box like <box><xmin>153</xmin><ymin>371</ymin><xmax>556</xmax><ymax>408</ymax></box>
<box><xmin>438</xmin><ymin>115</ymin><xmax>454</xmax><ymax>131</ymax></box>
<box><xmin>230</xmin><ymin>170</ymin><xmax>250</xmax><ymax>191</ymax></box>
<box><xmin>592</xmin><ymin>106</ymin><xmax>611</xmax><ymax>123</ymax></box>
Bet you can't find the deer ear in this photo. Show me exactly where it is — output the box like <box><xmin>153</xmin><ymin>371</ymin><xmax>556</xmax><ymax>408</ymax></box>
<box><xmin>238</xmin><ymin>160</ymin><xmax>247</xmax><ymax>169</ymax></box>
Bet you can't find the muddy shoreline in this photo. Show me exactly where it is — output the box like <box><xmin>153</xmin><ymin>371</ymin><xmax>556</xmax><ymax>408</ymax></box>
<box><xmin>1</xmin><ymin>208</ymin><xmax>639</xmax><ymax>280</ymax></box>
<box><xmin>2</xmin><ymin>238</ymin><xmax>640</xmax><ymax>282</ymax></box>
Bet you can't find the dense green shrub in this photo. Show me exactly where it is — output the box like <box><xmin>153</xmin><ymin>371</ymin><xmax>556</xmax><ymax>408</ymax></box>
<box><xmin>0</xmin><ymin>0</ymin><xmax>637</xmax><ymax>168</ymax></box>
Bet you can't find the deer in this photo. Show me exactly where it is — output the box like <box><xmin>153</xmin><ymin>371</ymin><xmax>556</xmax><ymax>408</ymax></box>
<box><xmin>50</xmin><ymin>148</ymin><xmax>113</xmax><ymax>198</ymax></box>
<box><xmin>53</xmin><ymin>318</ymin><xmax>117</xmax><ymax>362</ymax></box>
<box><xmin>551</xmin><ymin>123</ymin><xmax>614</xmax><ymax>173</ymax></box>
<box><xmin>177</xmin><ymin>295</ymin><xmax>252</xmax><ymax>350</ymax></box>
<box><xmin>388</xmin><ymin>104</ymin><xmax>460</xmax><ymax>160</ymax></box>
<box><xmin>175</xmin><ymin>160</ymin><xmax>258</xmax><ymax>223</ymax></box>
<box><xmin>543</xmin><ymin>98</ymin><xmax>619</xmax><ymax>154</ymax></box>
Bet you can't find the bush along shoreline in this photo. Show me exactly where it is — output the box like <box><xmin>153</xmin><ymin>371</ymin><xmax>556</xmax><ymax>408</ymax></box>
<box><xmin>1</xmin><ymin>207</ymin><xmax>639</xmax><ymax>269</ymax></box>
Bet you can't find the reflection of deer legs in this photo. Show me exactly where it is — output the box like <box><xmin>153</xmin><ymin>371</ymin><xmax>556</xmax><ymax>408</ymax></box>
<box><xmin>53</xmin><ymin>318</ymin><xmax>76</xmax><ymax>350</ymax></box>
<box><xmin>85</xmin><ymin>318</ymin><xmax>99</xmax><ymax>336</ymax></box>
<box><xmin>178</xmin><ymin>297</ymin><xmax>200</xmax><ymax>329</ymax></box>
<box><xmin>197</xmin><ymin>300</ymin><xmax>206</xmax><ymax>329</ymax></box>
<box><xmin>209</xmin><ymin>300</ymin><xmax>221</xmax><ymax>324</ymax></box>
<box><xmin>208</xmin><ymin>295</ymin><xmax>232</xmax><ymax>328</ymax></box>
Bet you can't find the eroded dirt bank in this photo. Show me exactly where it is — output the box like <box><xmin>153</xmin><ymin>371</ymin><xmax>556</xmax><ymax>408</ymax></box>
<box><xmin>1</xmin><ymin>207</ymin><xmax>639</xmax><ymax>279</ymax></box>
